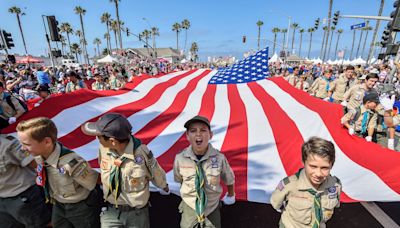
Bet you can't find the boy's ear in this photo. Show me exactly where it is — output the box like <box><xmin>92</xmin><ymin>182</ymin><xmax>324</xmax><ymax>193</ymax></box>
<box><xmin>210</xmin><ymin>130</ymin><xmax>213</xmax><ymax>139</ymax></box>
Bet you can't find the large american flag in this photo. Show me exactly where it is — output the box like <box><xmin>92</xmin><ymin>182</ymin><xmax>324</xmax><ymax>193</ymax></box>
<box><xmin>4</xmin><ymin>48</ymin><xmax>400</xmax><ymax>203</ymax></box>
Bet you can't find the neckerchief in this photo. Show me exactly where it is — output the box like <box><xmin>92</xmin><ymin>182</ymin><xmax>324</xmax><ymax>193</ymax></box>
<box><xmin>195</xmin><ymin>159</ymin><xmax>207</xmax><ymax>224</ymax></box>
<box><xmin>361</xmin><ymin>111</ymin><xmax>370</xmax><ymax>134</ymax></box>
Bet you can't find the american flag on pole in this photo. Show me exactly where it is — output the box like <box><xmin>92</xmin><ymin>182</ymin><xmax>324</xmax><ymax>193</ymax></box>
<box><xmin>4</xmin><ymin>48</ymin><xmax>400</xmax><ymax>203</ymax></box>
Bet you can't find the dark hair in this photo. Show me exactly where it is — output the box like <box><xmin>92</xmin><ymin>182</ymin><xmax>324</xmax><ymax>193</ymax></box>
<box><xmin>301</xmin><ymin>137</ymin><xmax>335</xmax><ymax>165</ymax></box>
<box><xmin>346</xmin><ymin>66</ymin><xmax>355</xmax><ymax>71</ymax></box>
<box><xmin>366</xmin><ymin>73</ymin><xmax>379</xmax><ymax>80</ymax></box>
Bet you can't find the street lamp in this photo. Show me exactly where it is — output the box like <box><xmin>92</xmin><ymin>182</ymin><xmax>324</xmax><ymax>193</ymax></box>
<box><xmin>267</xmin><ymin>10</ymin><xmax>292</xmax><ymax>57</ymax></box>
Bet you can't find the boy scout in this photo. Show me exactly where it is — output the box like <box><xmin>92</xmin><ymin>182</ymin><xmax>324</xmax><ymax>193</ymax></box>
<box><xmin>271</xmin><ymin>137</ymin><xmax>342</xmax><ymax>228</ymax></box>
<box><xmin>173</xmin><ymin>116</ymin><xmax>235</xmax><ymax>228</ymax></box>
<box><xmin>91</xmin><ymin>72</ymin><xmax>107</xmax><ymax>91</ymax></box>
<box><xmin>0</xmin><ymin>134</ymin><xmax>51</xmax><ymax>227</ymax></box>
<box><xmin>82</xmin><ymin>112</ymin><xmax>168</xmax><ymax>228</ymax></box>
<box><xmin>341</xmin><ymin>93</ymin><xmax>379</xmax><ymax>142</ymax></box>
<box><xmin>17</xmin><ymin>117</ymin><xmax>101</xmax><ymax>228</ymax></box>
<box><xmin>328</xmin><ymin>66</ymin><xmax>358</xmax><ymax>103</ymax></box>
<box><xmin>286</xmin><ymin>67</ymin><xmax>300</xmax><ymax>86</ymax></box>
<box><xmin>309</xmin><ymin>69</ymin><xmax>334</xmax><ymax>99</ymax></box>
<box><xmin>295</xmin><ymin>74</ymin><xmax>310</xmax><ymax>92</ymax></box>
<box><xmin>341</xmin><ymin>73</ymin><xmax>379</xmax><ymax>111</ymax></box>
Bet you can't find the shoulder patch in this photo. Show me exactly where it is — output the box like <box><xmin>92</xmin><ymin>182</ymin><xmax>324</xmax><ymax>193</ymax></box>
<box><xmin>283</xmin><ymin>177</ymin><xmax>290</xmax><ymax>185</ymax></box>
<box><xmin>334</xmin><ymin>176</ymin><xmax>341</xmax><ymax>185</ymax></box>
<box><xmin>6</xmin><ymin>135</ymin><xmax>15</xmax><ymax>141</ymax></box>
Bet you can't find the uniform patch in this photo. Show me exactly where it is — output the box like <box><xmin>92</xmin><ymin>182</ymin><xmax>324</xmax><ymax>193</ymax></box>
<box><xmin>101</xmin><ymin>160</ymin><xmax>108</xmax><ymax>170</ymax></box>
<box><xmin>130</xmin><ymin>178</ymin><xmax>140</xmax><ymax>187</ymax></box>
<box><xmin>210</xmin><ymin>176</ymin><xmax>219</xmax><ymax>186</ymax></box>
<box><xmin>6</xmin><ymin>135</ymin><xmax>15</xmax><ymax>140</ymax></box>
<box><xmin>210</xmin><ymin>156</ymin><xmax>218</xmax><ymax>168</ymax></box>
<box><xmin>58</xmin><ymin>167</ymin><xmax>66</xmax><ymax>174</ymax></box>
<box><xmin>135</xmin><ymin>155</ymin><xmax>144</xmax><ymax>165</ymax></box>
<box><xmin>68</xmin><ymin>158</ymin><xmax>79</xmax><ymax>167</ymax></box>
<box><xmin>147</xmin><ymin>150</ymin><xmax>154</xmax><ymax>159</ymax></box>
<box><xmin>276</xmin><ymin>180</ymin><xmax>285</xmax><ymax>191</ymax></box>
<box><xmin>72</xmin><ymin>163</ymin><xmax>87</xmax><ymax>177</ymax></box>
<box><xmin>329</xmin><ymin>194</ymin><xmax>337</xmax><ymax>199</ymax></box>
<box><xmin>328</xmin><ymin>186</ymin><xmax>336</xmax><ymax>194</ymax></box>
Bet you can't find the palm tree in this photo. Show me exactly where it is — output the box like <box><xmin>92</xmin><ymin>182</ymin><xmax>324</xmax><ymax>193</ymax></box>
<box><xmin>110</xmin><ymin>19</ymin><xmax>119</xmax><ymax>50</ymax></box>
<box><xmin>350</xmin><ymin>28</ymin><xmax>357</xmax><ymax>60</ymax></box>
<box><xmin>320</xmin><ymin>26</ymin><xmax>328</xmax><ymax>58</ymax></box>
<box><xmin>110</xmin><ymin>0</ymin><xmax>123</xmax><ymax>49</ymax></box>
<box><xmin>70</xmin><ymin>43</ymin><xmax>81</xmax><ymax>62</ymax></box>
<box><xmin>323</xmin><ymin>0</ymin><xmax>333</xmax><ymax>61</ymax></box>
<box><xmin>281</xmin><ymin>29</ymin><xmax>288</xmax><ymax>53</ymax></box>
<box><xmin>151</xmin><ymin>27</ymin><xmax>159</xmax><ymax>58</ymax></box>
<box><xmin>75</xmin><ymin>30</ymin><xmax>82</xmax><ymax>42</ymax></box>
<box><xmin>271</xmin><ymin>28</ymin><xmax>280</xmax><ymax>55</ymax></box>
<box><xmin>8</xmin><ymin>6</ymin><xmax>28</xmax><ymax>54</ymax></box>
<box><xmin>327</xmin><ymin>26</ymin><xmax>336</xmax><ymax>59</ymax></box>
<box><xmin>59</xmin><ymin>35</ymin><xmax>66</xmax><ymax>56</ymax></box>
<box><xmin>190</xmin><ymin>42</ymin><xmax>199</xmax><ymax>62</ymax></box>
<box><xmin>181</xmin><ymin>19</ymin><xmax>191</xmax><ymax>52</ymax></box>
<box><xmin>104</xmin><ymin>33</ymin><xmax>111</xmax><ymax>51</ymax></box>
<box><xmin>101</xmin><ymin>12</ymin><xmax>112</xmax><ymax>53</ymax></box>
<box><xmin>290</xmin><ymin>22</ymin><xmax>299</xmax><ymax>53</ymax></box>
<box><xmin>60</xmin><ymin>22</ymin><xmax>74</xmax><ymax>55</ymax></box>
<box><xmin>334</xmin><ymin>29</ymin><xmax>343</xmax><ymax>58</ymax></box>
<box><xmin>362</xmin><ymin>26</ymin><xmax>373</xmax><ymax>58</ymax></box>
<box><xmin>93</xmin><ymin>38</ymin><xmax>101</xmax><ymax>56</ymax></box>
<box><xmin>307</xmin><ymin>28</ymin><xmax>315</xmax><ymax>59</ymax></box>
<box><xmin>141</xmin><ymin>29</ymin><xmax>151</xmax><ymax>55</ymax></box>
<box><xmin>74</xmin><ymin>6</ymin><xmax>89</xmax><ymax>64</ymax></box>
<box><xmin>172</xmin><ymin>22</ymin><xmax>182</xmax><ymax>51</ymax></box>
<box><xmin>298</xmin><ymin>28</ymin><xmax>305</xmax><ymax>57</ymax></box>
<box><xmin>256</xmin><ymin>20</ymin><xmax>264</xmax><ymax>50</ymax></box>
<box><xmin>367</xmin><ymin>0</ymin><xmax>385</xmax><ymax>63</ymax></box>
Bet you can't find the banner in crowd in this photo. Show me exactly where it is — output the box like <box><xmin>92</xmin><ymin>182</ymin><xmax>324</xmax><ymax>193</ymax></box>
<box><xmin>4</xmin><ymin>48</ymin><xmax>400</xmax><ymax>203</ymax></box>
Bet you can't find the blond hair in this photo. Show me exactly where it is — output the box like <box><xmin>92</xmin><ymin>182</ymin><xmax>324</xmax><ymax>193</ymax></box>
<box><xmin>16</xmin><ymin>117</ymin><xmax>58</xmax><ymax>143</ymax></box>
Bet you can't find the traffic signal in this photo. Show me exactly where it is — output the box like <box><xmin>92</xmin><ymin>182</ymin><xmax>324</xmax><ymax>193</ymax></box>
<box><xmin>138</xmin><ymin>34</ymin><xmax>142</xmax><ymax>41</ymax></box>
<box><xmin>126</xmin><ymin>28</ymin><xmax>129</xmax><ymax>36</ymax></box>
<box><xmin>314</xmin><ymin>18</ymin><xmax>320</xmax><ymax>30</ymax></box>
<box><xmin>381</xmin><ymin>26</ymin><xmax>391</xmax><ymax>48</ymax></box>
<box><xmin>332</xmin><ymin>11</ymin><xmax>340</xmax><ymax>26</ymax></box>
<box><xmin>1</xmin><ymin>30</ymin><xmax>14</xmax><ymax>49</ymax></box>
<box><xmin>47</xmin><ymin>16</ymin><xmax>60</xmax><ymax>41</ymax></box>
<box><xmin>391</xmin><ymin>0</ymin><xmax>400</xmax><ymax>31</ymax></box>
<box><xmin>386</xmin><ymin>43</ymin><xmax>399</xmax><ymax>55</ymax></box>
<box><xmin>242</xmin><ymin>35</ymin><xmax>246</xmax><ymax>43</ymax></box>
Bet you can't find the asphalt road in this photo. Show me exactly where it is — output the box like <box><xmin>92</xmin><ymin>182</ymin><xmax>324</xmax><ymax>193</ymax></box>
<box><xmin>148</xmin><ymin>193</ymin><xmax>400</xmax><ymax>228</ymax></box>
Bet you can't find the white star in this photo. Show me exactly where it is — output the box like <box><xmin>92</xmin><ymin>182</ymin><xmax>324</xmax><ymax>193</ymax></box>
<box><xmin>244</xmin><ymin>76</ymin><xmax>250</xmax><ymax>79</ymax></box>
<box><xmin>238</xmin><ymin>74</ymin><xmax>243</xmax><ymax>77</ymax></box>
<box><xmin>252</xmin><ymin>77</ymin><xmax>257</xmax><ymax>80</ymax></box>
<box><xmin>251</xmin><ymin>72</ymin><xmax>256</xmax><ymax>76</ymax></box>
<box><xmin>257</xmin><ymin>69</ymin><xmax>262</xmax><ymax>72</ymax></box>
<box><xmin>238</xmin><ymin>79</ymin><xmax>243</xmax><ymax>83</ymax></box>
<box><xmin>223</xmin><ymin>80</ymin><xmax>228</xmax><ymax>83</ymax></box>
<box><xmin>244</xmin><ymin>71</ymin><xmax>250</xmax><ymax>74</ymax></box>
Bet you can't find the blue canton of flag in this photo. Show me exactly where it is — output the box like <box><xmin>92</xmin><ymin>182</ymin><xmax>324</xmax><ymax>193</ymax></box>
<box><xmin>209</xmin><ymin>47</ymin><xmax>269</xmax><ymax>84</ymax></box>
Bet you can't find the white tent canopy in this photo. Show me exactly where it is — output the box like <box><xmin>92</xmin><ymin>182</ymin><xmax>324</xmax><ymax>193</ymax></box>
<box><xmin>269</xmin><ymin>53</ymin><xmax>282</xmax><ymax>63</ymax></box>
<box><xmin>97</xmin><ymin>55</ymin><xmax>118</xmax><ymax>63</ymax></box>
<box><xmin>351</xmin><ymin>57</ymin><xmax>366</xmax><ymax>66</ymax></box>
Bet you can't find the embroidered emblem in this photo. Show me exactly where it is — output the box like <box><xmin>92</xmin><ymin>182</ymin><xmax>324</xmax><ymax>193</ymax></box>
<box><xmin>328</xmin><ymin>186</ymin><xmax>336</xmax><ymax>194</ymax></box>
<box><xmin>101</xmin><ymin>160</ymin><xmax>108</xmax><ymax>170</ymax></box>
<box><xmin>58</xmin><ymin>167</ymin><xmax>66</xmax><ymax>174</ymax></box>
<box><xmin>210</xmin><ymin>176</ymin><xmax>219</xmax><ymax>186</ymax></box>
<box><xmin>210</xmin><ymin>156</ymin><xmax>218</xmax><ymax>168</ymax></box>
<box><xmin>276</xmin><ymin>180</ymin><xmax>284</xmax><ymax>191</ymax></box>
<box><xmin>135</xmin><ymin>155</ymin><xmax>144</xmax><ymax>165</ymax></box>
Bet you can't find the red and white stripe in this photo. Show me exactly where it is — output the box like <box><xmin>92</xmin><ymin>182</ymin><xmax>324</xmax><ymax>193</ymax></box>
<box><xmin>6</xmin><ymin>70</ymin><xmax>400</xmax><ymax>203</ymax></box>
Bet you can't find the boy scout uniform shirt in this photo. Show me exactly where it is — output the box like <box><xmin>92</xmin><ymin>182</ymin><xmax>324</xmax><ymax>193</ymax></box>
<box><xmin>343</xmin><ymin>84</ymin><xmax>376</xmax><ymax>111</ymax></box>
<box><xmin>0</xmin><ymin>92</ymin><xmax>25</xmax><ymax>118</ymax></box>
<box><xmin>91</xmin><ymin>81</ymin><xmax>107</xmax><ymax>91</ymax></box>
<box><xmin>270</xmin><ymin>169</ymin><xmax>342</xmax><ymax>228</ymax></box>
<box><xmin>309</xmin><ymin>77</ymin><xmax>333</xmax><ymax>99</ymax></box>
<box><xmin>295</xmin><ymin>81</ymin><xmax>310</xmax><ymax>92</ymax></box>
<box><xmin>35</xmin><ymin>143</ymin><xmax>98</xmax><ymax>203</ymax></box>
<box><xmin>329</xmin><ymin>75</ymin><xmax>358</xmax><ymax>101</ymax></box>
<box><xmin>0</xmin><ymin>135</ymin><xmax>35</xmax><ymax>197</ymax></box>
<box><xmin>173</xmin><ymin>145</ymin><xmax>235</xmax><ymax>216</ymax></box>
<box><xmin>65</xmin><ymin>81</ymin><xmax>84</xmax><ymax>93</ymax></box>
<box><xmin>286</xmin><ymin>74</ymin><xmax>298</xmax><ymax>86</ymax></box>
<box><xmin>341</xmin><ymin>105</ymin><xmax>377</xmax><ymax>132</ymax></box>
<box><xmin>98</xmin><ymin>137</ymin><xmax>167</xmax><ymax>208</ymax></box>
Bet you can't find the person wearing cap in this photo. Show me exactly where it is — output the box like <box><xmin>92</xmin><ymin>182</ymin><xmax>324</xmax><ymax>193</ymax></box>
<box><xmin>342</xmin><ymin>73</ymin><xmax>379</xmax><ymax>112</ymax></box>
<box><xmin>34</xmin><ymin>85</ymin><xmax>52</xmax><ymax>107</ymax></box>
<box><xmin>16</xmin><ymin>117</ymin><xmax>101</xmax><ymax>227</ymax></box>
<box><xmin>91</xmin><ymin>73</ymin><xmax>107</xmax><ymax>91</ymax></box>
<box><xmin>0</xmin><ymin>133</ymin><xmax>51</xmax><ymax>227</ymax></box>
<box><xmin>82</xmin><ymin>113</ymin><xmax>168</xmax><ymax>228</ymax></box>
<box><xmin>173</xmin><ymin>116</ymin><xmax>235</xmax><ymax>228</ymax></box>
<box><xmin>309</xmin><ymin>69</ymin><xmax>334</xmax><ymax>99</ymax></box>
<box><xmin>328</xmin><ymin>66</ymin><xmax>358</xmax><ymax>104</ymax></box>
<box><xmin>65</xmin><ymin>71</ymin><xmax>87</xmax><ymax>93</ymax></box>
<box><xmin>341</xmin><ymin>93</ymin><xmax>379</xmax><ymax>141</ymax></box>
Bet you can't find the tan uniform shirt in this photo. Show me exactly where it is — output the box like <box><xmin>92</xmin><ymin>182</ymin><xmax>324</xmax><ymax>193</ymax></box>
<box><xmin>341</xmin><ymin>105</ymin><xmax>377</xmax><ymax>132</ymax></box>
<box><xmin>173</xmin><ymin>145</ymin><xmax>235</xmax><ymax>216</ymax></box>
<box><xmin>35</xmin><ymin>143</ymin><xmax>98</xmax><ymax>203</ymax></box>
<box><xmin>99</xmin><ymin>137</ymin><xmax>167</xmax><ymax>208</ymax></box>
<box><xmin>91</xmin><ymin>81</ymin><xmax>107</xmax><ymax>91</ymax></box>
<box><xmin>310</xmin><ymin>77</ymin><xmax>334</xmax><ymax>99</ymax></box>
<box><xmin>108</xmin><ymin>76</ymin><xmax>124</xmax><ymax>90</ymax></box>
<box><xmin>271</xmin><ymin>169</ymin><xmax>342</xmax><ymax>228</ymax></box>
<box><xmin>329</xmin><ymin>75</ymin><xmax>358</xmax><ymax>101</ymax></box>
<box><xmin>343</xmin><ymin>84</ymin><xmax>376</xmax><ymax>111</ymax></box>
<box><xmin>0</xmin><ymin>93</ymin><xmax>26</xmax><ymax>118</ymax></box>
<box><xmin>295</xmin><ymin>81</ymin><xmax>310</xmax><ymax>92</ymax></box>
<box><xmin>65</xmin><ymin>81</ymin><xmax>85</xmax><ymax>93</ymax></box>
<box><xmin>0</xmin><ymin>135</ymin><xmax>35</xmax><ymax>197</ymax></box>
<box><xmin>286</xmin><ymin>74</ymin><xmax>298</xmax><ymax>86</ymax></box>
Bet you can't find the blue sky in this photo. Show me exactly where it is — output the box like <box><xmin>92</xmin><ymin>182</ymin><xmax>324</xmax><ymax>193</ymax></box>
<box><xmin>0</xmin><ymin>0</ymin><xmax>395</xmax><ymax>61</ymax></box>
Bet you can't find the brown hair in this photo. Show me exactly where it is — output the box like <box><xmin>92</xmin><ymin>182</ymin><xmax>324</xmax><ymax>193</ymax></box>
<box><xmin>16</xmin><ymin>117</ymin><xmax>58</xmax><ymax>143</ymax></box>
<box><xmin>301</xmin><ymin>137</ymin><xmax>335</xmax><ymax>165</ymax></box>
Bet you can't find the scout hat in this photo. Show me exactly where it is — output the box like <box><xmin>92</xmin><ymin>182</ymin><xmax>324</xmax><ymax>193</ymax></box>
<box><xmin>81</xmin><ymin>113</ymin><xmax>132</xmax><ymax>140</ymax></box>
<box><xmin>184</xmin><ymin>115</ymin><xmax>211</xmax><ymax>130</ymax></box>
